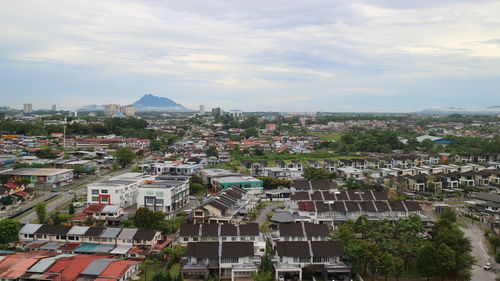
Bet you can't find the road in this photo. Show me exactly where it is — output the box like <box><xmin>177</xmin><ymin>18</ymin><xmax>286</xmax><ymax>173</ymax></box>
<box><xmin>255</xmin><ymin>202</ymin><xmax>282</xmax><ymax>225</ymax></box>
<box><xmin>461</xmin><ymin>221</ymin><xmax>497</xmax><ymax>281</ymax></box>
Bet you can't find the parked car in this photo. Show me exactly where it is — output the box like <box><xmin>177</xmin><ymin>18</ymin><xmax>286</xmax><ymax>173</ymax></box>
<box><xmin>484</xmin><ymin>263</ymin><xmax>492</xmax><ymax>270</ymax></box>
<box><xmin>72</xmin><ymin>202</ymin><xmax>84</xmax><ymax>208</ymax></box>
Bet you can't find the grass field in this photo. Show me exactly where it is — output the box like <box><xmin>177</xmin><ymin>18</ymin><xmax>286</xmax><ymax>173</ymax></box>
<box><xmin>307</xmin><ymin>132</ymin><xmax>344</xmax><ymax>141</ymax></box>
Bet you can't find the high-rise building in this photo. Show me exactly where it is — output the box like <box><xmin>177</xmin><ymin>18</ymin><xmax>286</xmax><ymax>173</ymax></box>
<box><xmin>52</xmin><ymin>104</ymin><xmax>57</xmax><ymax>111</ymax></box>
<box><xmin>23</xmin><ymin>103</ymin><xmax>32</xmax><ymax>113</ymax></box>
<box><xmin>105</xmin><ymin>104</ymin><xmax>120</xmax><ymax>116</ymax></box>
<box><xmin>212</xmin><ymin>107</ymin><xmax>222</xmax><ymax>116</ymax></box>
<box><xmin>199</xmin><ymin>105</ymin><xmax>205</xmax><ymax>115</ymax></box>
<box><xmin>68</xmin><ymin>111</ymin><xmax>78</xmax><ymax>117</ymax></box>
<box><xmin>121</xmin><ymin>105</ymin><xmax>136</xmax><ymax>117</ymax></box>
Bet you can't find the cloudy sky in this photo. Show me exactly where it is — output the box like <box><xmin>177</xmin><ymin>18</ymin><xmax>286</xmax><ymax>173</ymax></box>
<box><xmin>1</xmin><ymin>0</ymin><xmax>500</xmax><ymax>112</ymax></box>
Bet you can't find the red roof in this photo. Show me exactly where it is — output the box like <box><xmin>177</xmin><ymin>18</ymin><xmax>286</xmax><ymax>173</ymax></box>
<box><xmin>47</xmin><ymin>254</ymin><xmax>109</xmax><ymax>281</ymax></box>
<box><xmin>153</xmin><ymin>238</ymin><xmax>173</xmax><ymax>250</ymax></box>
<box><xmin>14</xmin><ymin>191</ymin><xmax>28</xmax><ymax>197</ymax></box>
<box><xmin>0</xmin><ymin>253</ymin><xmax>53</xmax><ymax>279</ymax></box>
<box><xmin>69</xmin><ymin>213</ymin><xmax>88</xmax><ymax>221</ymax></box>
<box><xmin>57</xmin><ymin>243</ymin><xmax>81</xmax><ymax>251</ymax></box>
<box><xmin>98</xmin><ymin>260</ymin><xmax>140</xmax><ymax>279</ymax></box>
<box><xmin>4</xmin><ymin>183</ymin><xmax>18</xmax><ymax>190</ymax></box>
<box><xmin>26</xmin><ymin>241</ymin><xmax>47</xmax><ymax>249</ymax></box>
<box><xmin>83</xmin><ymin>204</ymin><xmax>104</xmax><ymax>214</ymax></box>
<box><xmin>298</xmin><ymin>201</ymin><xmax>316</xmax><ymax>212</ymax></box>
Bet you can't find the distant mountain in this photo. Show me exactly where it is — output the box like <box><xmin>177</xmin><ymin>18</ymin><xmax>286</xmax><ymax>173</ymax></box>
<box><xmin>413</xmin><ymin>106</ymin><xmax>500</xmax><ymax>115</ymax></box>
<box><xmin>78</xmin><ymin>94</ymin><xmax>193</xmax><ymax>112</ymax></box>
<box><xmin>131</xmin><ymin>94</ymin><xmax>192</xmax><ymax>112</ymax></box>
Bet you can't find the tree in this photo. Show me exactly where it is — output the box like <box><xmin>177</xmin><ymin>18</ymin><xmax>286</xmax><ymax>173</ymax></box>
<box><xmin>251</xmin><ymin>271</ymin><xmax>274</xmax><ymax>281</ymax></box>
<box><xmin>440</xmin><ymin>207</ymin><xmax>457</xmax><ymax>223</ymax></box>
<box><xmin>416</xmin><ymin>244</ymin><xmax>440</xmax><ymax>281</ymax></box>
<box><xmin>69</xmin><ymin>203</ymin><xmax>75</xmax><ymax>215</ymax></box>
<box><xmin>49</xmin><ymin>210</ymin><xmax>71</xmax><ymax>225</ymax></box>
<box><xmin>114</xmin><ymin>147</ymin><xmax>135</xmax><ymax>168</ymax></box>
<box><xmin>0</xmin><ymin>175</ymin><xmax>9</xmax><ymax>184</ymax></box>
<box><xmin>243</xmin><ymin>127</ymin><xmax>259</xmax><ymax>138</ymax></box>
<box><xmin>0</xmin><ymin>219</ymin><xmax>20</xmax><ymax>244</ymax></box>
<box><xmin>205</xmin><ymin>146</ymin><xmax>218</xmax><ymax>158</ymax></box>
<box><xmin>437</xmin><ymin>243</ymin><xmax>456</xmax><ymax>281</ymax></box>
<box><xmin>132</xmin><ymin>207</ymin><xmax>166</xmax><ymax>229</ymax></box>
<box><xmin>35</xmin><ymin>201</ymin><xmax>47</xmax><ymax>224</ymax></box>
<box><xmin>189</xmin><ymin>175</ymin><xmax>206</xmax><ymax>195</ymax></box>
<box><xmin>303</xmin><ymin>167</ymin><xmax>335</xmax><ymax>180</ymax></box>
<box><xmin>15</xmin><ymin>178</ymin><xmax>31</xmax><ymax>189</ymax></box>
<box><xmin>489</xmin><ymin>235</ymin><xmax>500</xmax><ymax>255</ymax></box>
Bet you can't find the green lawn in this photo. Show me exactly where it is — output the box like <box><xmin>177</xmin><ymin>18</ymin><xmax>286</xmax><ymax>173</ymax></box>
<box><xmin>170</xmin><ymin>263</ymin><xmax>181</xmax><ymax>278</ymax></box>
<box><xmin>138</xmin><ymin>261</ymin><xmax>162</xmax><ymax>281</ymax></box>
<box><xmin>307</xmin><ymin>132</ymin><xmax>344</xmax><ymax>141</ymax></box>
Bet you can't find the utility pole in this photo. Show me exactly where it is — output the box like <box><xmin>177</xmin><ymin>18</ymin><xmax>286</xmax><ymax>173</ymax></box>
<box><xmin>63</xmin><ymin>117</ymin><xmax>67</xmax><ymax>149</ymax></box>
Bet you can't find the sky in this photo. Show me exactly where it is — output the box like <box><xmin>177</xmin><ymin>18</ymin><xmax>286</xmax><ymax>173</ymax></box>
<box><xmin>1</xmin><ymin>0</ymin><xmax>500</xmax><ymax>112</ymax></box>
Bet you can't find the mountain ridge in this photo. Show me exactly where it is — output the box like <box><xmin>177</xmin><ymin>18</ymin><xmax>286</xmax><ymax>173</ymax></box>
<box><xmin>78</xmin><ymin>94</ymin><xmax>192</xmax><ymax>112</ymax></box>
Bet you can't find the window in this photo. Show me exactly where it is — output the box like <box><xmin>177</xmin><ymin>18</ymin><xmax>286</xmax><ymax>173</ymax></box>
<box><xmin>313</xmin><ymin>257</ymin><xmax>329</xmax><ymax>263</ymax></box>
<box><xmin>146</xmin><ymin>198</ymin><xmax>154</xmax><ymax>205</ymax></box>
<box><xmin>101</xmin><ymin>197</ymin><xmax>108</xmax><ymax>202</ymax></box>
<box><xmin>92</xmin><ymin>196</ymin><xmax>99</xmax><ymax>202</ymax></box>
<box><xmin>193</xmin><ymin>237</ymin><xmax>198</xmax><ymax>242</ymax></box>
<box><xmin>183</xmin><ymin>237</ymin><xmax>188</xmax><ymax>242</ymax></box>
<box><xmin>231</xmin><ymin>237</ymin><xmax>236</xmax><ymax>241</ymax></box>
<box><xmin>92</xmin><ymin>189</ymin><xmax>99</xmax><ymax>195</ymax></box>
<box><xmin>221</xmin><ymin>257</ymin><xmax>238</xmax><ymax>263</ymax></box>
<box><xmin>156</xmin><ymin>199</ymin><xmax>164</xmax><ymax>205</ymax></box>
<box><xmin>299</xmin><ymin>257</ymin><xmax>310</xmax><ymax>263</ymax></box>
<box><xmin>101</xmin><ymin>190</ymin><xmax>108</xmax><ymax>194</ymax></box>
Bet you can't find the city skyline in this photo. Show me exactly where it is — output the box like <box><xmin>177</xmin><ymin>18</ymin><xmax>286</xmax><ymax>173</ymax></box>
<box><xmin>1</xmin><ymin>0</ymin><xmax>500</xmax><ymax>112</ymax></box>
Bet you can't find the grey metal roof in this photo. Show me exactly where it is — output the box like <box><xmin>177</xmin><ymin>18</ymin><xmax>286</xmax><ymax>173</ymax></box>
<box><xmin>100</xmin><ymin>228</ymin><xmax>122</xmax><ymax>238</ymax></box>
<box><xmin>80</xmin><ymin>258</ymin><xmax>117</xmax><ymax>276</ymax></box>
<box><xmin>101</xmin><ymin>205</ymin><xmax>120</xmax><ymax>213</ymax></box>
<box><xmin>19</xmin><ymin>224</ymin><xmax>42</xmax><ymax>235</ymax></box>
<box><xmin>27</xmin><ymin>254</ymin><xmax>75</xmax><ymax>273</ymax></box>
<box><xmin>117</xmin><ymin>228</ymin><xmax>137</xmax><ymax>240</ymax></box>
<box><xmin>39</xmin><ymin>242</ymin><xmax>64</xmax><ymax>250</ymax></box>
<box><xmin>94</xmin><ymin>244</ymin><xmax>115</xmax><ymax>253</ymax></box>
<box><xmin>67</xmin><ymin>226</ymin><xmax>90</xmax><ymax>236</ymax></box>
<box><xmin>271</xmin><ymin>211</ymin><xmax>295</xmax><ymax>223</ymax></box>
<box><xmin>110</xmin><ymin>245</ymin><xmax>132</xmax><ymax>254</ymax></box>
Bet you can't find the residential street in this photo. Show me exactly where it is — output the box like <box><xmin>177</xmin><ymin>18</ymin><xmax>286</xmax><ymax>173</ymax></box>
<box><xmin>255</xmin><ymin>202</ymin><xmax>282</xmax><ymax>225</ymax></box>
<box><xmin>460</xmin><ymin>221</ymin><xmax>497</xmax><ymax>281</ymax></box>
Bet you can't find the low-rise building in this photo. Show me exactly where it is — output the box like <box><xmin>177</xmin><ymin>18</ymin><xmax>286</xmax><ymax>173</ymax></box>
<box><xmin>0</xmin><ymin>168</ymin><xmax>74</xmax><ymax>188</ymax></box>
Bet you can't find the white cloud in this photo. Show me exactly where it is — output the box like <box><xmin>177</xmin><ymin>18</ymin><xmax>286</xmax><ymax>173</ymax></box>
<box><xmin>1</xmin><ymin>0</ymin><xmax>500</xmax><ymax>110</ymax></box>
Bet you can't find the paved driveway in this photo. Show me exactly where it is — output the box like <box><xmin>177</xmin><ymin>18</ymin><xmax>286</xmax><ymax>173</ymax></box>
<box><xmin>460</xmin><ymin>221</ymin><xmax>497</xmax><ymax>281</ymax></box>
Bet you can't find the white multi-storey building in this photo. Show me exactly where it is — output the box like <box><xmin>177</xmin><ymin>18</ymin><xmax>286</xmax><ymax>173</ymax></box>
<box><xmin>137</xmin><ymin>175</ymin><xmax>189</xmax><ymax>215</ymax></box>
<box><xmin>87</xmin><ymin>173</ymin><xmax>151</xmax><ymax>208</ymax></box>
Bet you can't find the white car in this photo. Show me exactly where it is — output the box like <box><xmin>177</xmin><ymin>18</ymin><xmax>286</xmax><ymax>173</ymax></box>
<box><xmin>484</xmin><ymin>263</ymin><xmax>492</xmax><ymax>270</ymax></box>
<box><xmin>72</xmin><ymin>202</ymin><xmax>84</xmax><ymax>208</ymax></box>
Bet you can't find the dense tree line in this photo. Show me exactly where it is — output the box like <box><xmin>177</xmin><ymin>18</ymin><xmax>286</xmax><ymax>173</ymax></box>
<box><xmin>331</xmin><ymin>214</ymin><xmax>474</xmax><ymax>281</ymax></box>
<box><xmin>0</xmin><ymin>118</ymin><xmax>148</xmax><ymax>137</ymax></box>
<box><xmin>315</xmin><ymin>129</ymin><xmax>404</xmax><ymax>153</ymax></box>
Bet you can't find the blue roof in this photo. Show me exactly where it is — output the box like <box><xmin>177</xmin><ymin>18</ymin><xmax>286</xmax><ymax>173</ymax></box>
<box><xmin>74</xmin><ymin>243</ymin><xmax>100</xmax><ymax>253</ymax></box>
<box><xmin>75</xmin><ymin>243</ymin><xmax>115</xmax><ymax>253</ymax></box>
<box><xmin>434</xmin><ymin>139</ymin><xmax>454</xmax><ymax>144</ymax></box>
